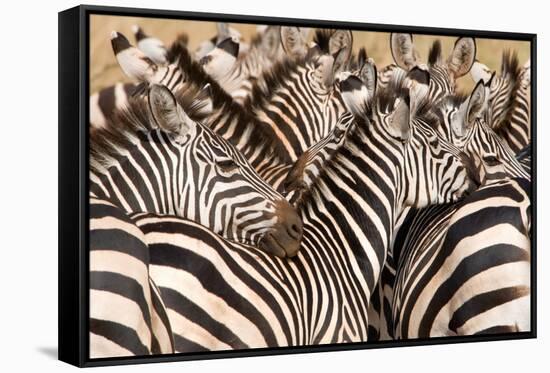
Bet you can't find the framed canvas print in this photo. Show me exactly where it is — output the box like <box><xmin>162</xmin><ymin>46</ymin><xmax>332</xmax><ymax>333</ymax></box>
<box><xmin>58</xmin><ymin>4</ymin><xmax>536</xmax><ymax>367</ymax></box>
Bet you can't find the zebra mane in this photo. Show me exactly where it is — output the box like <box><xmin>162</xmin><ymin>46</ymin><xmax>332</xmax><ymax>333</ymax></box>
<box><xmin>442</xmin><ymin>91</ymin><xmax>469</xmax><ymax>108</ymax></box>
<box><xmin>495</xmin><ymin>50</ymin><xmax>523</xmax><ymax>131</ymax></box>
<box><xmin>501</xmin><ymin>49</ymin><xmax>520</xmax><ymax>80</ymax></box>
<box><xmin>378</xmin><ymin>71</ymin><xmax>440</xmax><ymax>130</ymax></box>
<box><xmin>294</xmin><ymin>73</ymin><xmax>443</xmax><ymax>208</ymax></box>
<box><xmin>428</xmin><ymin>40</ymin><xmax>443</xmax><ymax>66</ymax></box>
<box><xmin>244</xmin><ymin>55</ymin><xmax>306</xmax><ymax>106</ymax></box>
<box><xmin>166</xmin><ymin>33</ymin><xmax>189</xmax><ymax>63</ymax></box>
<box><xmin>313</xmin><ymin>29</ymin><xmax>333</xmax><ymax>53</ymax></box>
<box><xmin>174</xmin><ymin>43</ymin><xmax>292</xmax><ymax>163</ymax></box>
<box><xmin>90</xmin><ymin>86</ymin><xmax>205</xmax><ymax>174</ymax></box>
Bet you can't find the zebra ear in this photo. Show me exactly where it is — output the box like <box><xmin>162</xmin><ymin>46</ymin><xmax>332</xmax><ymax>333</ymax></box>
<box><xmin>331</xmin><ymin>47</ymin><xmax>349</xmax><ymax>77</ymax></box>
<box><xmin>200</xmin><ymin>37</ymin><xmax>239</xmax><ymax>80</ymax></box>
<box><xmin>259</xmin><ymin>26</ymin><xmax>281</xmax><ymax>57</ymax></box>
<box><xmin>406</xmin><ymin>66</ymin><xmax>430</xmax><ymax>113</ymax></box>
<box><xmin>387</xmin><ymin>97</ymin><xmax>411</xmax><ymax>141</ymax></box>
<box><xmin>470</xmin><ymin>60</ymin><xmax>493</xmax><ymax>84</ymax></box>
<box><xmin>340</xmin><ymin>75</ymin><xmax>369</xmax><ymax>117</ymax></box>
<box><xmin>329</xmin><ymin>30</ymin><xmax>353</xmax><ymax>65</ymax></box>
<box><xmin>132</xmin><ymin>25</ymin><xmax>168</xmax><ymax>65</ymax></box>
<box><xmin>390</xmin><ymin>33</ymin><xmax>417</xmax><ymax>70</ymax></box>
<box><xmin>111</xmin><ymin>31</ymin><xmax>158</xmax><ymax>82</ymax></box>
<box><xmin>131</xmin><ymin>25</ymin><xmax>147</xmax><ymax>42</ymax></box>
<box><xmin>281</xmin><ymin>26</ymin><xmax>308</xmax><ymax>59</ymax></box>
<box><xmin>357</xmin><ymin>48</ymin><xmax>367</xmax><ymax>67</ymax></box>
<box><xmin>466</xmin><ymin>79</ymin><xmax>486</xmax><ymax>125</ymax></box>
<box><xmin>360</xmin><ymin>57</ymin><xmax>378</xmax><ymax>99</ymax></box>
<box><xmin>448</xmin><ymin>37</ymin><xmax>476</xmax><ymax>78</ymax></box>
<box><xmin>215</xmin><ymin>23</ymin><xmax>231</xmax><ymax>43</ymax></box>
<box><xmin>148</xmin><ymin>85</ymin><xmax>195</xmax><ymax>137</ymax></box>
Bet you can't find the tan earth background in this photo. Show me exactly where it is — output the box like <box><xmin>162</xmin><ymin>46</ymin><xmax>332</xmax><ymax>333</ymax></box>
<box><xmin>90</xmin><ymin>15</ymin><xmax>530</xmax><ymax>94</ymax></box>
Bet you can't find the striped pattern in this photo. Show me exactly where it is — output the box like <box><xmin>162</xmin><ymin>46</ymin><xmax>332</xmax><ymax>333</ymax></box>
<box><xmin>90</xmin><ymin>33</ymin><xmax>191</xmax><ymax>129</ymax></box>
<box><xmin>89</xmin><ymin>195</ymin><xmax>174</xmax><ymax>357</ymax></box>
<box><xmin>367</xmin><ymin>77</ymin><xmax>531</xmax><ymax>341</ymax></box>
<box><xmin>89</xmin><ymin>86</ymin><xmax>301</xmax><ymax>255</ymax></box>
<box><xmin>391</xmin><ymin>178</ymin><xmax>531</xmax><ymax>338</ymax></box>
<box><xmin>113</xmin><ymin>72</ymin><xmax>475</xmax><ymax>351</ymax></box>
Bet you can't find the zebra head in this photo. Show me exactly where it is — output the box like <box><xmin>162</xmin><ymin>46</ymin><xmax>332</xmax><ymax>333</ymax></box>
<box><xmin>91</xmin><ymin>84</ymin><xmax>303</xmax><ymax>258</ymax></box>
<box><xmin>245</xmin><ymin>27</ymin><xmax>353</xmax><ymax>159</ymax></box>
<box><xmin>282</xmin><ymin>55</ymin><xmax>378</xmax><ymax>202</ymax></box>
<box><xmin>389</xmin><ymin>33</ymin><xmax>476</xmax><ymax>103</ymax></box>
<box><xmin>370</xmin><ymin>68</ymin><xmax>477</xmax><ymax>207</ymax></box>
<box><xmin>147</xmin><ymin>85</ymin><xmax>303</xmax><ymax>257</ymax></box>
<box><xmin>435</xmin><ymin>79</ymin><xmax>530</xmax><ymax>183</ymax></box>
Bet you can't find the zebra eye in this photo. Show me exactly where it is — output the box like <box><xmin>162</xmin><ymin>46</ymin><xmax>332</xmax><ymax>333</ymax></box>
<box><xmin>483</xmin><ymin>155</ymin><xmax>500</xmax><ymax>166</ymax></box>
<box><xmin>429</xmin><ymin>137</ymin><xmax>439</xmax><ymax>148</ymax></box>
<box><xmin>216</xmin><ymin>158</ymin><xmax>239</xmax><ymax>173</ymax></box>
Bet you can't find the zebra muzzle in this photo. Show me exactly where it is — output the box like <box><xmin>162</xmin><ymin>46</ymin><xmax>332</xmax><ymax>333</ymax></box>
<box><xmin>259</xmin><ymin>200</ymin><xmax>303</xmax><ymax>258</ymax></box>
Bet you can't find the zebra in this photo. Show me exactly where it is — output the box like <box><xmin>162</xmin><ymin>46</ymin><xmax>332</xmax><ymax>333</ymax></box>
<box><xmin>282</xmin><ymin>57</ymin><xmax>378</xmax><ymax>203</ymax></box>
<box><xmin>90</xmin><ymin>32</ymin><xmax>190</xmax><ymax>129</ymax></box>
<box><xmin>89</xmin><ymin>194</ymin><xmax>174</xmax><ymax>357</ymax></box>
<box><xmin>288</xmin><ymin>67</ymin><xmax>530</xmax><ymax>340</ymax></box>
<box><xmin>471</xmin><ymin>53</ymin><xmax>531</xmax><ymax>154</ymax></box>
<box><xmin>116</xmin><ymin>68</ymin><xmax>477</xmax><ymax>352</ymax></box>
<box><xmin>90</xmin><ymin>84</ymin><xmax>302</xmax><ymax>258</ymax></box>
<box><xmin>367</xmin><ymin>79</ymin><xmax>531</xmax><ymax>340</ymax></box>
<box><xmin>108</xmin><ymin>28</ymin><xmax>362</xmax><ymax>191</ymax></box>
<box><xmin>390</xmin><ymin>176</ymin><xmax>531</xmax><ymax>338</ymax></box>
<box><xmin>242</xmin><ymin>27</ymin><xmax>355</xmax><ymax>161</ymax></box>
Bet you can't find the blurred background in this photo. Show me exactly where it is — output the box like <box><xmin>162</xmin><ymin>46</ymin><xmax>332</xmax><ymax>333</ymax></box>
<box><xmin>90</xmin><ymin>14</ymin><xmax>530</xmax><ymax>94</ymax></box>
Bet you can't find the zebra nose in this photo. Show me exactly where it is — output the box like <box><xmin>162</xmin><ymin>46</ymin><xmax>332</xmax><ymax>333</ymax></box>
<box><xmin>258</xmin><ymin>200</ymin><xmax>303</xmax><ymax>258</ymax></box>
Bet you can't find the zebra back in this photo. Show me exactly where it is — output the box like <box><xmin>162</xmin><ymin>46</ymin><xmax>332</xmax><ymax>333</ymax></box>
<box><xmin>391</xmin><ymin>178</ymin><xmax>531</xmax><ymax>338</ymax></box>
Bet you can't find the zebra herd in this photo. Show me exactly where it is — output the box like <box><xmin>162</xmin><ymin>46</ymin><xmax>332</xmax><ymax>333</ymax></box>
<box><xmin>88</xmin><ymin>23</ymin><xmax>532</xmax><ymax>357</ymax></box>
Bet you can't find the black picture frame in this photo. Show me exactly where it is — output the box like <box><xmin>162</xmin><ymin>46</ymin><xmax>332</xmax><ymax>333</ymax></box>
<box><xmin>58</xmin><ymin>4</ymin><xmax>537</xmax><ymax>367</ymax></box>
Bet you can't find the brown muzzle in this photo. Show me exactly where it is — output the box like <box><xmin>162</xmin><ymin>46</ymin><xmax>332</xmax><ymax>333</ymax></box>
<box><xmin>259</xmin><ymin>200</ymin><xmax>303</xmax><ymax>258</ymax></box>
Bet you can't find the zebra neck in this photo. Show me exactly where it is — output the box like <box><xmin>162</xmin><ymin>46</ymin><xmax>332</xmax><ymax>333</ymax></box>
<box><xmin>90</xmin><ymin>129</ymin><xmax>185</xmax><ymax>216</ymax></box>
<box><xmin>205</xmin><ymin>101</ymin><xmax>291</xmax><ymax>176</ymax></box>
<box><xmin>297</xmin><ymin>123</ymin><xmax>405</xmax><ymax>293</ymax></box>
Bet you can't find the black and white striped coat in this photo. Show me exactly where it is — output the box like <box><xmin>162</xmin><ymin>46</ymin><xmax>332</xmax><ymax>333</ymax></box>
<box><xmin>117</xmin><ymin>72</ymin><xmax>476</xmax><ymax>351</ymax></box>
<box><xmin>89</xmin><ymin>195</ymin><xmax>174</xmax><ymax>357</ymax></box>
<box><xmin>90</xmin><ymin>85</ymin><xmax>303</xmax><ymax>258</ymax></box>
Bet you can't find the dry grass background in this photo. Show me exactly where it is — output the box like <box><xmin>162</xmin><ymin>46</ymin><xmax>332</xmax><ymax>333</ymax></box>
<box><xmin>90</xmin><ymin>14</ymin><xmax>530</xmax><ymax>94</ymax></box>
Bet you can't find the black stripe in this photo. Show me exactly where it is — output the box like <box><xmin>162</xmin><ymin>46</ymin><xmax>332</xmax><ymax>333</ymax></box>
<box><xmin>90</xmin><ymin>228</ymin><xmax>149</xmax><ymax>265</ymax></box>
<box><xmin>150</xmin><ymin>281</ymin><xmax>175</xmax><ymax>353</ymax></box>
<box><xmin>474</xmin><ymin>325</ymin><xmax>520</xmax><ymax>335</ymax></box>
<box><xmin>449</xmin><ymin>286</ymin><xmax>529</xmax><ymax>332</ymax></box>
<box><xmin>90</xmin><ymin>271</ymin><xmax>152</xmax><ymax>330</ymax></box>
<box><xmin>90</xmin><ymin>318</ymin><xmax>150</xmax><ymax>356</ymax></box>
<box><xmin>160</xmin><ymin>287</ymin><xmax>248</xmax><ymax>349</ymax></box>
<box><xmin>418</xmin><ymin>244</ymin><xmax>529</xmax><ymax>337</ymax></box>
<box><xmin>173</xmin><ymin>334</ymin><xmax>209</xmax><ymax>353</ymax></box>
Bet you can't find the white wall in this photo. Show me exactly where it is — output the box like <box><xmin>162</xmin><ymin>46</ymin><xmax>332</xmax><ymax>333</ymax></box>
<box><xmin>0</xmin><ymin>0</ymin><xmax>546</xmax><ymax>371</ymax></box>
